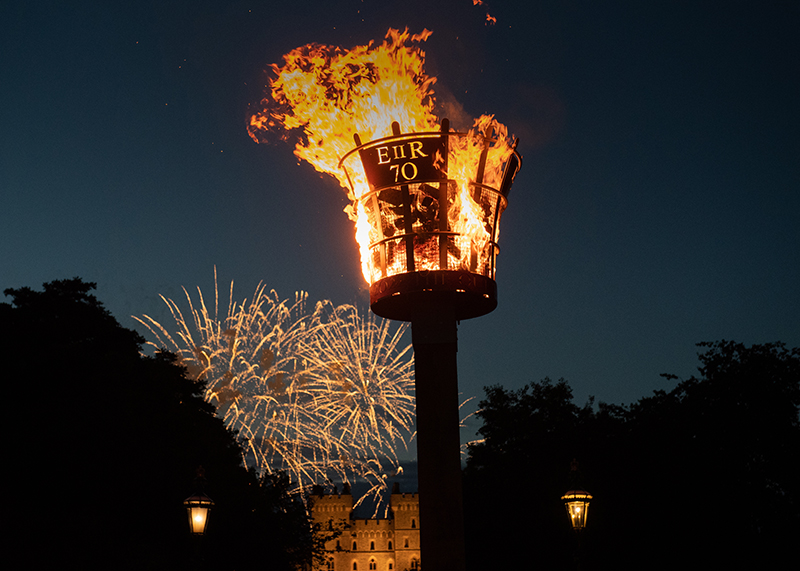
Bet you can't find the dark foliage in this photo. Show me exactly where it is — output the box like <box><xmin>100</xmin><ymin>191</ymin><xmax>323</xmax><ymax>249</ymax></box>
<box><xmin>3</xmin><ymin>279</ymin><xmax>316</xmax><ymax>570</ymax></box>
<box><xmin>463</xmin><ymin>342</ymin><xmax>799</xmax><ymax>570</ymax></box>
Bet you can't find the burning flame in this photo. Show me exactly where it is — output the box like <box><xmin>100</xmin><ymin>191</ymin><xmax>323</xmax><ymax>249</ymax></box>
<box><xmin>472</xmin><ymin>0</ymin><xmax>496</xmax><ymax>25</ymax></box>
<box><xmin>249</xmin><ymin>28</ymin><xmax>516</xmax><ymax>284</ymax></box>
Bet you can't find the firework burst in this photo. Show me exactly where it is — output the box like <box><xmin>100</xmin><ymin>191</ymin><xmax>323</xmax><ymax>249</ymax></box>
<box><xmin>135</xmin><ymin>276</ymin><xmax>415</xmax><ymax>510</ymax></box>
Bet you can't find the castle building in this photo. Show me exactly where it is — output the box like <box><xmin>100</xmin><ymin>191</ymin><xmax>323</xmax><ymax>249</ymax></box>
<box><xmin>311</xmin><ymin>483</ymin><xmax>421</xmax><ymax>571</ymax></box>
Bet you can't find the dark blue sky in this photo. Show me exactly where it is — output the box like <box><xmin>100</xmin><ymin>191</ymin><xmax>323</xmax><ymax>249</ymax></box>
<box><xmin>2</xmin><ymin>0</ymin><xmax>798</xmax><ymax>441</ymax></box>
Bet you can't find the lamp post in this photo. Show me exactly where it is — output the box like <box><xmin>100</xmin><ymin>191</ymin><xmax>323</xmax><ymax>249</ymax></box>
<box><xmin>561</xmin><ymin>460</ymin><xmax>592</xmax><ymax>571</ymax></box>
<box><xmin>561</xmin><ymin>459</ymin><xmax>592</xmax><ymax>531</ymax></box>
<box><xmin>184</xmin><ymin>467</ymin><xmax>214</xmax><ymax>536</ymax></box>
<box><xmin>339</xmin><ymin>119</ymin><xmax>521</xmax><ymax>571</ymax></box>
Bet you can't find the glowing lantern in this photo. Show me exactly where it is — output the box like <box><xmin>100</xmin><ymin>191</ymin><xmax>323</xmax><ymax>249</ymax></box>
<box><xmin>561</xmin><ymin>489</ymin><xmax>592</xmax><ymax>530</ymax></box>
<box><xmin>184</xmin><ymin>468</ymin><xmax>214</xmax><ymax>536</ymax></box>
<box><xmin>339</xmin><ymin>118</ymin><xmax>521</xmax><ymax>322</ymax></box>
<box><xmin>183</xmin><ymin>491</ymin><xmax>214</xmax><ymax>535</ymax></box>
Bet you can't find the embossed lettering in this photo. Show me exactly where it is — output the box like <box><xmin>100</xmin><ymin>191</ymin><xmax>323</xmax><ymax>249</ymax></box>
<box><xmin>401</xmin><ymin>162</ymin><xmax>418</xmax><ymax>180</ymax></box>
<box><xmin>390</xmin><ymin>162</ymin><xmax>420</xmax><ymax>182</ymax></box>
<box><xmin>377</xmin><ymin>146</ymin><xmax>391</xmax><ymax>164</ymax></box>
<box><xmin>408</xmin><ymin>141</ymin><xmax>427</xmax><ymax>159</ymax></box>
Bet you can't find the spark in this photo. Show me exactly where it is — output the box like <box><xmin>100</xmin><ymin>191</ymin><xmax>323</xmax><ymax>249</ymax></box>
<box><xmin>135</xmin><ymin>275</ymin><xmax>414</xmax><ymax>513</ymax></box>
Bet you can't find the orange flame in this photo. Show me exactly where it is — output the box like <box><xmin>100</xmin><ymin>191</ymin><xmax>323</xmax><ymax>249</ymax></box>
<box><xmin>249</xmin><ymin>29</ymin><xmax>516</xmax><ymax>284</ymax></box>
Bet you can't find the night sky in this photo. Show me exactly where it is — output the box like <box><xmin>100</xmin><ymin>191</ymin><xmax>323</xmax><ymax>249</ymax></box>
<box><xmin>3</xmin><ymin>0</ymin><xmax>798</xmax><ymax>444</ymax></box>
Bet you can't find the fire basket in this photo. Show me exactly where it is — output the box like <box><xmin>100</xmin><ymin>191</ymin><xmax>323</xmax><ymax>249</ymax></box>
<box><xmin>339</xmin><ymin>118</ymin><xmax>521</xmax><ymax>322</ymax></box>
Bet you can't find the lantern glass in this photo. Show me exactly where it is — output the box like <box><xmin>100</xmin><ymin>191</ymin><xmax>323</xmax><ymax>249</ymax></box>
<box><xmin>184</xmin><ymin>493</ymin><xmax>214</xmax><ymax>535</ymax></box>
<box><xmin>561</xmin><ymin>490</ymin><xmax>592</xmax><ymax>529</ymax></box>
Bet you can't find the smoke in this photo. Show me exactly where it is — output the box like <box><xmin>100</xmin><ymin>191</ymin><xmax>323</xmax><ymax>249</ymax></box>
<box><xmin>433</xmin><ymin>84</ymin><xmax>476</xmax><ymax>132</ymax></box>
<box><xmin>507</xmin><ymin>84</ymin><xmax>566</xmax><ymax>150</ymax></box>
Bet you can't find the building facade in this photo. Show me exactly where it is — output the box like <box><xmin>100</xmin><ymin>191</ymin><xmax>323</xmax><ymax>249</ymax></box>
<box><xmin>311</xmin><ymin>484</ymin><xmax>420</xmax><ymax>571</ymax></box>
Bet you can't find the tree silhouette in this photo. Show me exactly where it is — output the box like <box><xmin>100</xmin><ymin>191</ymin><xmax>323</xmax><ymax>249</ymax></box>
<box><xmin>4</xmin><ymin>279</ymin><xmax>317</xmax><ymax>570</ymax></box>
<box><xmin>463</xmin><ymin>342</ymin><xmax>799</xmax><ymax>570</ymax></box>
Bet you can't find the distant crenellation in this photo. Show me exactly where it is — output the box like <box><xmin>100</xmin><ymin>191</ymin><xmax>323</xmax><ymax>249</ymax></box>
<box><xmin>312</xmin><ymin>483</ymin><xmax>421</xmax><ymax>571</ymax></box>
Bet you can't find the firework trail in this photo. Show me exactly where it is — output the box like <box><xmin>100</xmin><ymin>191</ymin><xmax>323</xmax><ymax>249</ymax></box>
<box><xmin>135</xmin><ymin>276</ymin><xmax>415</xmax><ymax>510</ymax></box>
